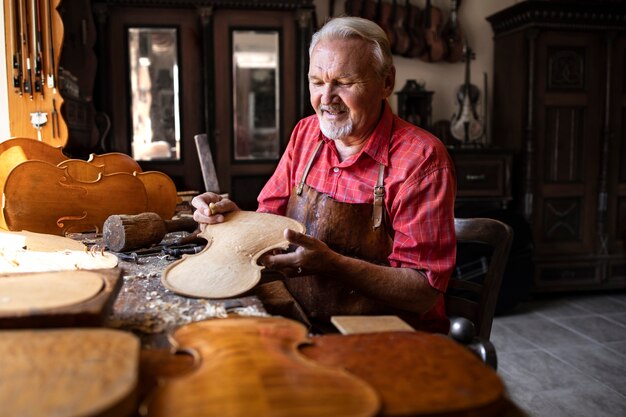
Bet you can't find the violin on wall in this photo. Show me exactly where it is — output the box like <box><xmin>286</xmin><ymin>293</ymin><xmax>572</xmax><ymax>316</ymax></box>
<box><xmin>441</xmin><ymin>0</ymin><xmax>465</xmax><ymax>63</ymax></box>
<box><xmin>404</xmin><ymin>0</ymin><xmax>424</xmax><ymax>58</ymax></box>
<box><xmin>391</xmin><ymin>0</ymin><xmax>411</xmax><ymax>56</ymax></box>
<box><xmin>376</xmin><ymin>0</ymin><xmax>396</xmax><ymax>51</ymax></box>
<box><xmin>419</xmin><ymin>0</ymin><xmax>447</xmax><ymax>62</ymax></box>
<box><xmin>450</xmin><ymin>45</ymin><xmax>483</xmax><ymax>145</ymax></box>
<box><xmin>349</xmin><ymin>0</ymin><xmax>469</xmax><ymax>65</ymax></box>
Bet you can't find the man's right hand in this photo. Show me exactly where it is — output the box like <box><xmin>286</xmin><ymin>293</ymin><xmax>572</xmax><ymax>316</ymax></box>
<box><xmin>191</xmin><ymin>192</ymin><xmax>240</xmax><ymax>226</ymax></box>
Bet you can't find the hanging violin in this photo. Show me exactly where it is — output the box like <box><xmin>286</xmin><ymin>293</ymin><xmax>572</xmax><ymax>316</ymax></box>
<box><xmin>418</xmin><ymin>0</ymin><xmax>447</xmax><ymax>62</ymax></box>
<box><xmin>450</xmin><ymin>45</ymin><xmax>483</xmax><ymax>145</ymax></box>
<box><xmin>441</xmin><ymin>0</ymin><xmax>465</xmax><ymax>63</ymax></box>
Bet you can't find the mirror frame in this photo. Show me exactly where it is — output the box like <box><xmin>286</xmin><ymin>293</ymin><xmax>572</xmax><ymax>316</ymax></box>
<box><xmin>230</xmin><ymin>27</ymin><xmax>282</xmax><ymax>162</ymax></box>
<box><xmin>126</xmin><ymin>25</ymin><xmax>182</xmax><ymax>161</ymax></box>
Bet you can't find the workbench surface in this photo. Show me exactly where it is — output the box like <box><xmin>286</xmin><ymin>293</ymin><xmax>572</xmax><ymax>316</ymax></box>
<box><xmin>80</xmin><ymin>231</ymin><xmax>268</xmax><ymax>348</ymax></box>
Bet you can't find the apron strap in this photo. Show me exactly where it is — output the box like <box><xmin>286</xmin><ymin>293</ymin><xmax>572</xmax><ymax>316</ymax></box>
<box><xmin>372</xmin><ymin>163</ymin><xmax>385</xmax><ymax>229</ymax></box>
<box><xmin>296</xmin><ymin>140</ymin><xmax>324</xmax><ymax>195</ymax></box>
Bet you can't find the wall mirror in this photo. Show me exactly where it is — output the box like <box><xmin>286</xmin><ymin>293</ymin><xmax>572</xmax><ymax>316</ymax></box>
<box><xmin>128</xmin><ymin>27</ymin><xmax>181</xmax><ymax>161</ymax></box>
<box><xmin>232</xmin><ymin>30</ymin><xmax>280</xmax><ymax>161</ymax></box>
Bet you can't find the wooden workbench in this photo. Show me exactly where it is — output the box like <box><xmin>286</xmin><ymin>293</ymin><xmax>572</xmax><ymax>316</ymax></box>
<box><xmin>0</xmin><ymin>231</ymin><xmax>528</xmax><ymax>417</ymax></box>
<box><xmin>77</xmin><ymin>231</ymin><xmax>268</xmax><ymax>348</ymax></box>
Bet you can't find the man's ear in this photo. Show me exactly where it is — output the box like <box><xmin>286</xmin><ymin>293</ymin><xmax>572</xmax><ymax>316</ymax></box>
<box><xmin>383</xmin><ymin>66</ymin><xmax>396</xmax><ymax>98</ymax></box>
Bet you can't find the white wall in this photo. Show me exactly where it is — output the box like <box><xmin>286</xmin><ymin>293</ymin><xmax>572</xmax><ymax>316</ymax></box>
<box><xmin>315</xmin><ymin>0</ymin><xmax>518</xmax><ymax>141</ymax></box>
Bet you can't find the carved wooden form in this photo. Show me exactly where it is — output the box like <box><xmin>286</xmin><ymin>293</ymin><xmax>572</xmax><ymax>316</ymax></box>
<box><xmin>2</xmin><ymin>160</ymin><xmax>149</xmax><ymax>235</ymax></box>
<box><xmin>300</xmin><ymin>331</ymin><xmax>506</xmax><ymax>417</ymax></box>
<box><xmin>0</xmin><ymin>229</ymin><xmax>118</xmax><ymax>273</ymax></box>
<box><xmin>0</xmin><ymin>328</ymin><xmax>139</xmax><ymax>417</ymax></box>
<box><xmin>162</xmin><ymin>211</ymin><xmax>305</xmax><ymax>298</ymax></box>
<box><xmin>0</xmin><ymin>268</ymin><xmax>123</xmax><ymax>329</ymax></box>
<box><xmin>145</xmin><ymin>317</ymin><xmax>380</xmax><ymax>417</ymax></box>
<box><xmin>0</xmin><ymin>138</ymin><xmax>178</xmax><ymax>234</ymax></box>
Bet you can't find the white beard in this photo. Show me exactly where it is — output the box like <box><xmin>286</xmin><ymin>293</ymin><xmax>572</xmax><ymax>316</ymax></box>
<box><xmin>318</xmin><ymin>105</ymin><xmax>353</xmax><ymax>140</ymax></box>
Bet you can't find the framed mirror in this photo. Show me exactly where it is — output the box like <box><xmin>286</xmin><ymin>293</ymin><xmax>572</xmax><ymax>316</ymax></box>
<box><xmin>128</xmin><ymin>27</ymin><xmax>180</xmax><ymax>161</ymax></box>
<box><xmin>232</xmin><ymin>30</ymin><xmax>280</xmax><ymax>161</ymax></box>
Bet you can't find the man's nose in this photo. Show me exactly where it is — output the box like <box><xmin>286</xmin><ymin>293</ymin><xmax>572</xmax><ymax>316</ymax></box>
<box><xmin>320</xmin><ymin>84</ymin><xmax>337</xmax><ymax>105</ymax></box>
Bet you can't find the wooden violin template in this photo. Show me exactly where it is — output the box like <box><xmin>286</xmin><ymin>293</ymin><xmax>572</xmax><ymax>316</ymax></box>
<box><xmin>162</xmin><ymin>211</ymin><xmax>306</xmax><ymax>299</ymax></box>
<box><xmin>144</xmin><ymin>317</ymin><xmax>380</xmax><ymax>417</ymax></box>
<box><xmin>2</xmin><ymin>160</ymin><xmax>150</xmax><ymax>235</ymax></box>
<box><xmin>0</xmin><ymin>137</ymin><xmax>178</xmax><ymax>234</ymax></box>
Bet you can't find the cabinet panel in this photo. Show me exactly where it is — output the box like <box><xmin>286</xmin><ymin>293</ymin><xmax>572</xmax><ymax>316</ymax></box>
<box><xmin>451</xmin><ymin>151</ymin><xmax>512</xmax><ymax>206</ymax></box>
<box><xmin>488</xmin><ymin>1</ymin><xmax>626</xmax><ymax>292</ymax></box>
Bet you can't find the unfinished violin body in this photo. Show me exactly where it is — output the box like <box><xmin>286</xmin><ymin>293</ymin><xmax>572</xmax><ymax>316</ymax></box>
<box><xmin>55</xmin><ymin>159</ymin><xmax>177</xmax><ymax>221</ymax></box>
<box><xmin>2</xmin><ymin>160</ymin><xmax>149</xmax><ymax>235</ymax></box>
<box><xmin>0</xmin><ymin>138</ymin><xmax>177</xmax><ymax>233</ymax></box>
<box><xmin>145</xmin><ymin>317</ymin><xmax>380</xmax><ymax>417</ymax></box>
<box><xmin>162</xmin><ymin>211</ymin><xmax>305</xmax><ymax>299</ymax></box>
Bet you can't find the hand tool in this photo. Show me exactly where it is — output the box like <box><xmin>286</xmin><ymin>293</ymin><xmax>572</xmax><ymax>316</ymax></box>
<box><xmin>103</xmin><ymin>212</ymin><xmax>197</xmax><ymax>252</ymax></box>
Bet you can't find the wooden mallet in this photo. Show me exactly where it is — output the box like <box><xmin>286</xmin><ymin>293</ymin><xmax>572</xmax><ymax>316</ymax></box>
<box><xmin>103</xmin><ymin>212</ymin><xmax>198</xmax><ymax>252</ymax></box>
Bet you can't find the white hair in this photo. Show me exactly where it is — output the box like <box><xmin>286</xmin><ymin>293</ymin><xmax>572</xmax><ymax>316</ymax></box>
<box><xmin>309</xmin><ymin>16</ymin><xmax>393</xmax><ymax>79</ymax></box>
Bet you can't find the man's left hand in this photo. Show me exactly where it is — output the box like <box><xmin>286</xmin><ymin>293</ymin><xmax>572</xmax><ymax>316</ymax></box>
<box><xmin>259</xmin><ymin>229</ymin><xmax>335</xmax><ymax>278</ymax></box>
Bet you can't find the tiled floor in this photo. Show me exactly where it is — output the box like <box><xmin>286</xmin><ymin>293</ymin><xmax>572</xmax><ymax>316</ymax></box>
<box><xmin>491</xmin><ymin>291</ymin><xmax>626</xmax><ymax>417</ymax></box>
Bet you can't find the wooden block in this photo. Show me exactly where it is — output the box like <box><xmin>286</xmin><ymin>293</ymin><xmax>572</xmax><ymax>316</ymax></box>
<box><xmin>0</xmin><ymin>268</ymin><xmax>123</xmax><ymax>329</ymax></box>
<box><xmin>0</xmin><ymin>328</ymin><xmax>139</xmax><ymax>417</ymax></box>
<box><xmin>331</xmin><ymin>315</ymin><xmax>416</xmax><ymax>335</ymax></box>
<box><xmin>300</xmin><ymin>332</ymin><xmax>506</xmax><ymax>417</ymax></box>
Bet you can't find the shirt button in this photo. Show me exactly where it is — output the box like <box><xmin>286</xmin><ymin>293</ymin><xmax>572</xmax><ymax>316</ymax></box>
<box><xmin>333</xmin><ymin>167</ymin><xmax>339</xmax><ymax>173</ymax></box>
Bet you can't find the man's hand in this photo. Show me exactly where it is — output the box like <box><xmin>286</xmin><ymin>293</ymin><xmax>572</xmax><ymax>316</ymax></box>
<box><xmin>260</xmin><ymin>229</ymin><xmax>337</xmax><ymax>278</ymax></box>
<box><xmin>261</xmin><ymin>229</ymin><xmax>440</xmax><ymax>314</ymax></box>
<box><xmin>191</xmin><ymin>192</ymin><xmax>240</xmax><ymax>228</ymax></box>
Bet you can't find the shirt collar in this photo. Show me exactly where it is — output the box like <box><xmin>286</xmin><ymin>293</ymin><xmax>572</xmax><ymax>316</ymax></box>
<box><xmin>319</xmin><ymin>100</ymin><xmax>392</xmax><ymax>167</ymax></box>
<box><xmin>361</xmin><ymin>100</ymin><xmax>392</xmax><ymax>167</ymax></box>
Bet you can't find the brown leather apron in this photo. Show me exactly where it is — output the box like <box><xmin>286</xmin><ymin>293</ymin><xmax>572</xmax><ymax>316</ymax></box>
<box><xmin>255</xmin><ymin>140</ymin><xmax>425</xmax><ymax>333</ymax></box>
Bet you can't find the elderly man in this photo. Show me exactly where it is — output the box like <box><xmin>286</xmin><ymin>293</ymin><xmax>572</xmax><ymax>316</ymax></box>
<box><xmin>192</xmin><ymin>16</ymin><xmax>456</xmax><ymax>334</ymax></box>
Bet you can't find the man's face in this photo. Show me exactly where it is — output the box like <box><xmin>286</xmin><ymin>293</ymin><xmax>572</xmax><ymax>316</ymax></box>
<box><xmin>308</xmin><ymin>38</ymin><xmax>394</xmax><ymax>143</ymax></box>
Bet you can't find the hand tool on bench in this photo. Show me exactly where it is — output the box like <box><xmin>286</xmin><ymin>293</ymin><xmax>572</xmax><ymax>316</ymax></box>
<box><xmin>103</xmin><ymin>212</ymin><xmax>198</xmax><ymax>252</ymax></box>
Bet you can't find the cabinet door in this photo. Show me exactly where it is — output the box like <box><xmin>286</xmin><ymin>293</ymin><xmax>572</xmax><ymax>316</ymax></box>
<box><xmin>533</xmin><ymin>31</ymin><xmax>604</xmax><ymax>258</ymax></box>
<box><xmin>213</xmin><ymin>10</ymin><xmax>299</xmax><ymax>210</ymax></box>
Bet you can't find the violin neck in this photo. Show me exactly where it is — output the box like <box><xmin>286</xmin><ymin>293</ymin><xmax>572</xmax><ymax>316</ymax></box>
<box><xmin>464</xmin><ymin>47</ymin><xmax>473</xmax><ymax>90</ymax></box>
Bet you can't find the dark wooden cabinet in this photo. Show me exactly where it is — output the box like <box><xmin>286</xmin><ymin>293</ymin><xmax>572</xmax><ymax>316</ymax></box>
<box><xmin>488</xmin><ymin>1</ymin><xmax>626</xmax><ymax>291</ymax></box>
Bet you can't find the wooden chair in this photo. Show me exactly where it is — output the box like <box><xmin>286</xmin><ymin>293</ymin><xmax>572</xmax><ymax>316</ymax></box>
<box><xmin>446</xmin><ymin>217</ymin><xmax>514</xmax><ymax>368</ymax></box>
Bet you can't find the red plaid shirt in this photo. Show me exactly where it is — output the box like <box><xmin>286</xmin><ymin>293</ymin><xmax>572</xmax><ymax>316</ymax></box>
<box><xmin>258</xmin><ymin>102</ymin><xmax>457</xmax><ymax>331</ymax></box>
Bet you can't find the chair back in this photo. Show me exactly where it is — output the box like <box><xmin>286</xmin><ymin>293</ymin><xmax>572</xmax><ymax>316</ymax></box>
<box><xmin>446</xmin><ymin>217</ymin><xmax>514</xmax><ymax>340</ymax></box>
